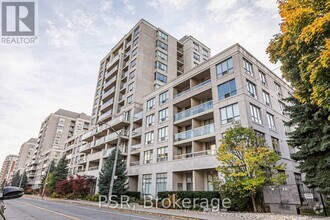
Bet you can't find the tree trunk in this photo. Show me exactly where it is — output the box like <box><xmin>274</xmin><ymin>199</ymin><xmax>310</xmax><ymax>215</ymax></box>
<box><xmin>251</xmin><ymin>195</ymin><xmax>257</xmax><ymax>212</ymax></box>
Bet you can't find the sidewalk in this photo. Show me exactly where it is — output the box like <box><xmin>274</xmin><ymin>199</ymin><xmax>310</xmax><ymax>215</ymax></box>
<box><xmin>23</xmin><ymin>195</ymin><xmax>327</xmax><ymax>220</ymax></box>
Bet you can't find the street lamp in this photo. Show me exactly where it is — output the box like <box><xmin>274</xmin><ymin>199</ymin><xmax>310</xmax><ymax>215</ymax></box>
<box><xmin>98</xmin><ymin>121</ymin><xmax>122</xmax><ymax>205</ymax></box>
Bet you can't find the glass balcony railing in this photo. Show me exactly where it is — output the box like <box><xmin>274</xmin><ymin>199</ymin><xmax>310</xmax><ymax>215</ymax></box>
<box><xmin>100</xmin><ymin>98</ymin><xmax>114</xmax><ymax>111</ymax></box>
<box><xmin>174</xmin><ymin>79</ymin><xmax>211</xmax><ymax>99</ymax></box>
<box><xmin>106</xmin><ymin>54</ymin><xmax>119</xmax><ymax>69</ymax></box>
<box><xmin>105</xmin><ymin>66</ymin><xmax>118</xmax><ymax>79</ymax></box>
<box><xmin>104</xmin><ymin>76</ymin><xmax>117</xmax><ymax>88</ymax></box>
<box><xmin>173</xmin><ymin>149</ymin><xmax>216</xmax><ymax>160</ymax></box>
<box><xmin>174</xmin><ymin>100</ymin><xmax>213</xmax><ymax>121</ymax></box>
<box><xmin>102</xmin><ymin>87</ymin><xmax>115</xmax><ymax>99</ymax></box>
<box><xmin>174</xmin><ymin>124</ymin><xmax>215</xmax><ymax>142</ymax></box>
<box><xmin>99</xmin><ymin>110</ymin><xmax>112</xmax><ymax>122</ymax></box>
<box><xmin>134</xmin><ymin>111</ymin><xmax>143</xmax><ymax>121</ymax></box>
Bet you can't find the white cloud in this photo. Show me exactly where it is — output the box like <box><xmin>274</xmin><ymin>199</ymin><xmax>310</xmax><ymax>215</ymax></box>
<box><xmin>46</xmin><ymin>20</ymin><xmax>77</xmax><ymax>47</ymax></box>
<box><xmin>205</xmin><ymin>0</ymin><xmax>238</xmax><ymax>21</ymax></box>
<box><xmin>100</xmin><ymin>0</ymin><xmax>113</xmax><ymax>12</ymax></box>
<box><xmin>146</xmin><ymin>0</ymin><xmax>191</xmax><ymax>10</ymax></box>
<box><xmin>124</xmin><ymin>0</ymin><xmax>136</xmax><ymax>15</ymax></box>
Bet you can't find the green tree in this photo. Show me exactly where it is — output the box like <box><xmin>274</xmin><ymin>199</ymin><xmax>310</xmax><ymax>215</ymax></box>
<box><xmin>286</xmin><ymin>96</ymin><xmax>330</xmax><ymax>194</ymax></box>
<box><xmin>98</xmin><ymin>149</ymin><xmax>128</xmax><ymax>199</ymax></box>
<box><xmin>11</xmin><ymin>172</ymin><xmax>20</xmax><ymax>186</ymax></box>
<box><xmin>267</xmin><ymin>0</ymin><xmax>330</xmax><ymax>109</ymax></box>
<box><xmin>20</xmin><ymin>172</ymin><xmax>28</xmax><ymax>189</ymax></box>
<box><xmin>217</xmin><ymin>126</ymin><xmax>286</xmax><ymax>212</ymax></box>
<box><xmin>48</xmin><ymin>157</ymin><xmax>68</xmax><ymax>194</ymax></box>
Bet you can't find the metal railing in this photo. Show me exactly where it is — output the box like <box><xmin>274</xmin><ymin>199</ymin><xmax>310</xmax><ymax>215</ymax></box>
<box><xmin>174</xmin><ymin>100</ymin><xmax>213</xmax><ymax>121</ymax></box>
<box><xmin>174</xmin><ymin>79</ymin><xmax>211</xmax><ymax>99</ymax></box>
<box><xmin>174</xmin><ymin>124</ymin><xmax>215</xmax><ymax>142</ymax></box>
<box><xmin>173</xmin><ymin>149</ymin><xmax>216</xmax><ymax>160</ymax></box>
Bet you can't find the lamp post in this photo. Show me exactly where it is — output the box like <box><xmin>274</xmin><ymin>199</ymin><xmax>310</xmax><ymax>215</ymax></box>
<box><xmin>98</xmin><ymin>121</ymin><xmax>122</xmax><ymax>205</ymax></box>
<box><xmin>41</xmin><ymin>164</ymin><xmax>51</xmax><ymax>198</ymax></box>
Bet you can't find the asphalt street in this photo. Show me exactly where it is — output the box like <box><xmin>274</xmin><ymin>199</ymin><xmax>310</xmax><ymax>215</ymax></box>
<box><xmin>3</xmin><ymin>197</ymin><xmax>173</xmax><ymax>220</ymax></box>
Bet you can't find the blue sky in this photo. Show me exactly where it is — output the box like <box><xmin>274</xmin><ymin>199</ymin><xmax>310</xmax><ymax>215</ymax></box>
<box><xmin>0</xmin><ymin>0</ymin><xmax>281</xmax><ymax>165</ymax></box>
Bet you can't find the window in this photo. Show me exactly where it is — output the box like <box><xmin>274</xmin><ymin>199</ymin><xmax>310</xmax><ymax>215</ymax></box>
<box><xmin>284</xmin><ymin>121</ymin><xmax>290</xmax><ymax>133</ymax></box>
<box><xmin>218</xmin><ymin>79</ymin><xmax>237</xmax><ymax>100</ymax></box>
<box><xmin>156</xmin><ymin>40</ymin><xmax>168</xmax><ymax>51</ymax></box>
<box><xmin>247</xmin><ymin>80</ymin><xmax>257</xmax><ymax>98</ymax></box>
<box><xmin>133</xmin><ymin>26</ymin><xmax>139</xmax><ymax>38</ymax></box>
<box><xmin>259</xmin><ymin>70</ymin><xmax>267</xmax><ymax>85</ymax></box>
<box><xmin>156</xmin><ymin>173</ymin><xmax>167</xmax><ymax>193</ymax></box>
<box><xmin>131</xmin><ymin>48</ymin><xmax>138</xmax><ymax>57</ymax></box>
<box><xmin>207</xmin><ymin>171</ymin><xmax>218</xmax><ymax>191</ymax></box>
<box><xmin>157</xmin><ymin>147</ymin><xmax>168</xmax><ymax>162</ymax></box>
<box><xmin>279</xmin><ymin>101</ymin><xmax>286</xmax><ymax>114</ymax></box>
<box><xmin>133</xmin><ymin>37</ymin><xmax>139</xmax><ymax>46</ymax></box>
<box><xmin>159</xmin><ymin>91</ymin><xmax>169</xmax><ymax>104</ymax></box>
<box><xmin>186</xmin><ymin>173</ymin><xmax>193</xmax><ymax>191</ymax></box>
<box><xmin>202</xmin><ymin>48</ymin><xmax>208</xmax><ymax>57</ymax></box>
<box><xmin>155</xmin><ymin>61</ymin><xmax>167</xmax><ymax>72</ymax></box>
<box><xmin>145</xmin><ymin>131</ymin><xmax>154</xmax><ymax>144</ymax></box>
<box><xmin>129</xmin><ymin>70</ymin><xmax>135</xmax><ymax>79</ymax></box>
<box><xmin>193</xmin><ymin>52</ymin><xmax>200</xmax><ymax>61</ymax></box>
<box><xmin>128</xmin><ymin>82</ymin><xmax>134</xmax><ymax>92</ymax></box>
<box><xmin>267</xmin><ymin>113</ymin><xmax>276</xmax><ymax>130</ymax></box>
<box><xmin>275</xmin><ymin>82</ymin><xmax>282</xmax><ymax>96</ymax></box>
<box><xmin>216</xmin><ymin>57</ymin><xmax>233</xmax><ymax>77</ymax></box>
<box><xmin>271</xmin><ymin>137</ymin><xmax>281</xmax><ymax>155</ymax></box>
<box><xmin>158</xmin><ymin>126</ymin><xmax>168</xmax><ymax>141</ymax></box>
<box><xmin>193</xmin><ymin>42</ymin><xmax>199</xmax><ymax>51</ymax></box>
<box><xmin>220</xmin><ymin>103</ymin><xmax>240</xmax><ymax>124</ymax></box>
<box><xmin>157</xmin><ymin>31</ymin><xmax>168</xmax><ymax>41</ymax></box>
<box><xmin>250</xmin><ymin>104</ymin><xmax>262</xmax><ymax>124</ymax></box>
<box><xmin>130</xmin><ymin>59</ymin><xmax>137</xmax><ymax>68</ymax></box>
<box><xmin>146</xmin><ymin>114</ymin><xmax>155</xmax><ymax>127</ymax></box>
<box><xmin>156</xmin><ymin>50</ymin><xmax>168</xmax><ymax>61</ymax></box>
<box><xmin>144</xmin><ymin>150</ymin><xmax>153</xmax><ymax>164</ymax></box>
<box><xmin>262</xmin><ymin>90</ymin><xmax>271</xmax><ymax>107</ymax></box>
<box><xmin>147</xmin><ymin>97</ymin><xmax>155</xmax><ymax>110</ymax></box>
<box><xmin>159</xmin><ymin>108</ymin><xmax>168</xmax><ymax>122</ymax></box>
<box><xmin>243</xmin><ymin>58</ymin><xmax>254</xmax><ymax>76</ymax></box>
<box><xmin>142</xmin><ymin>174</ymin><xmax>152</xmax><ymax>195</ymax></box>
<box><xmin>154</xmin><ymin>72</ymin><xmax>167</xmax><ymax>83</ymax></box>
<box><xmin>127</xmin><ymin>95</ymin><xmax>133</xmax><ymax>104</ymax></box>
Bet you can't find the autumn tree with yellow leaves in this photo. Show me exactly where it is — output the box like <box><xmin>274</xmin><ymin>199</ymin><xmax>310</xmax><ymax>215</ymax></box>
<box><xmin>217</xmin><ymin>126</ymin><xmax>286</xmax><ymax>212</ymax></box>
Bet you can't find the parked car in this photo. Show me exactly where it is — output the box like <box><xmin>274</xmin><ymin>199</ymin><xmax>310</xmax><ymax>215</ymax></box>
<box><xmin>0</xmin><ymin>187</ymin><xmax>24</xmax><ymax>220</ymax></box>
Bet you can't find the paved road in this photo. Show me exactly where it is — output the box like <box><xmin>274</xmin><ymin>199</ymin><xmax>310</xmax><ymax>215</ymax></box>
<box><xmin>3</xmin><ymin>197</ymin><xmax>173</xmax><ymax>220</ymax></box>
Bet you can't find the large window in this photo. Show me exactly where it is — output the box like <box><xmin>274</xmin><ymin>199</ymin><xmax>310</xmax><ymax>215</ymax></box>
<box><xmin>220</xmin><ymin>103</ymin><xmax>240</xmax><ymax>124</ymax></box>
<box><xmin>157</xmin><ymin>31</ymin><xmax>168</xmax><ymax>41</ymax></box>
<box><xmin>158</xmin><ymin>126</ymin><xmax>168</xmax><ymax>141</ymax></box>
<box><xmin>127</xmin><ymin>95</ymin><xmax>133</xmax><ymax>104</ymax></box>
<box><xmin>218</xmin><ymin>79</ymin><xmax>237</xmax><ymax>100</ymax></box>
<box><xmin>279</xmin><ymin>101</ymin><xmax>286</xmax><ymax>114</ymax></box>
<box><xmin>202</xmin><ymin>48</ymin><xmax>208</xmax><ymax>57</ymax></box>
<box><xmin>267</xmin><ymin>113</ymin><xmax>276</xmax><ymax>131</ymax></box>
<box><xmin>133</xmin><ymin>26</ymin><xmax>139</xmax><ymax>38</ymax></box>
<box><xmin>133</xmin><ymin>37</ymin><xmax>139</xmax><ymax>46</ymax></box>
<box><xmin>259</xmin><ymin>70</ymin><xmax>267</xmax><ymax>85</ymax></box>
<box><xmin>157</xmin><ymin>147</ymin><xmax>168</xmax><ymax>162</ymax></box>
<box><xmin>216</xmin><ymin>57</ymin><xmax>233</xmax><ymax>77</ymax></box>
<box><xmin>155</xmin><ymin>61</ymin><xmax>167</xmax><ymax>72</ymax></box>
<box><xmin>154</xmin><ymin>72</ymin><xmax>167</xmax><ymax>83</ymax></box>
<box><xmin>156</xmin><ymin>50</ymin><xmax>168</xmax><ymax>61</ymax></box>
<box><xmin>275</xmin><ymin>82</ymin><xmax>282</xmax><ymax>96</ymax></box>
<box><xmin>271</xmin><ymin>137</ymin><xmax>281</xmax><ymax>155</ymax></box>
<box><xmin>186</xmin><ymin>173</ymin><xmax>193</xmax><ymax>191</ymax></box>
<box><xmin>156</xmin><ymin>40</ymin><xmax>168</xmax><ymax>51</ymax></box>
<box><xmin>159</xmin><ymin>91</ymin><xmax>169</xmax><ymax>104</ymax></box>
<box><xmin>247</xmin><ymin>80</ymin><xmax>257</xmax><ymax>98</ymax></box>
<box><xmin>144</xmin><ymin>150</ymin><xmax>153</xmax><ymax>164</ymax></box>
<box><xmin>145</xmin><ymin>131</ymin><xmax>154</xmax><ymax>144</ymax></box>
<box><xmin>142</xmin><ymin>174</ymin><xmax>152</xmax><ymax>195</ymax></box>
<box><xmin>146</xmin><ymin>97</ymin><xmax>155</xmax><ymax>110</ymax></box>
<box><xmin>193</xmin><ymin>42</ymin><xmax>199</xmax><ymax>51</ymax></box>
<box><xmin>156</xmin><ymin>173</ymin><xmax>167</xmax><ymax>193</ymax></box>
<box><xmin>243</xmin><ymin>58</ymin><xmax>254</xmax><ymax>76</ymax></box>
<box><xmin>159</xmin><ymin>108</ymin><xmax>169</xmax><ymax>122</ymax></box>
<box><xmin>250</xmin><ymin>104</ymin><xmax>262</xmax><ymax>124</ymax></box>
<box><xmin>146</xmin><ymin>114</ymin><xmax>155</xmax><ymax>127</ymax></box>
<box><xmin>193</xmin><ymin>52</ymin><xmax>200</xmax><ymax>61</ymax></box>
<box><xmin>130</xmin><ymin>59</ymin><xmax>137</xmax><ymax>68</ymax></box>
<box><xmin>131</xmin><ymin>48</ymin><xmax>138</xmax><ymax>57</ymax></box>
<box><xmin>262</xmin><ymin>90</ymin><xmax>271</xmax><ymax>107</ymax></box>
<box><xmin>128</xmin><ymin>82</ymin><xmax>134</xmax><ymax>92</ymax></box>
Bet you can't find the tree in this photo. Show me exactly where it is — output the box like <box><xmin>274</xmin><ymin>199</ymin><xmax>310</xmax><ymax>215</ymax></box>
<box><xmin>267</xmin><ymin>0</ymin><xmax>330</xmax><ymax>109</ymax></box>
<box><xmin>20</xmin><ymin>172</ymin><xmax>28</xmax><ymax>189</ymax></box>
<box><xmin>72</xmin><ymin>175</ymin><xmax>92</xmax><ymax>198</ymax></box>
<box><xmin>285</xmin><ymin>96</ymin><xmax>330</xmax><ymax>194</ymax></box>
<box><xmin>98</xmin><ymin>149</ymin><xmax>128</xmax><ymax>198</ymax></box>
<box><xmin>11</xmin><ymin>172</ymin><xmax>20</xmax><ymax>186</ymax></box>
<box><xmin>54</xmin><ymin>178</ymin><xmax>73</xmax><ymax>197</ymax></box>
<box><xmin>217</xmin><ymin>126</ymin><xmax>286</xmax><ymax>212</ymax></box>
<box><xmin>48</xmin><ymin>157</ymin><xmax>68</xmax><ymax>193</ymax></box>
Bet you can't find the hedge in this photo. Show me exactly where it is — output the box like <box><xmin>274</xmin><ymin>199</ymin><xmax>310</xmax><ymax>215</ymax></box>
<box><xmin>125</xmin><ymin>191</ymin><xmax>141</xmax><ymax>199</ymax></box>
<box><xmin>157</xmin><ymin>191</ymin><xmax>220</xmax><ymax>202</ymax></box>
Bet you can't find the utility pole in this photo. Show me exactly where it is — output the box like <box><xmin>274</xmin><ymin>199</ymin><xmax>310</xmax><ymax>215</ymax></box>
<box><xmin>41</xmin><ymin>164</ymin><xmax>51</xmax><ymax>198</ymax></box>
<box><xmin>18</xmin><ymin>169</ymin><xmax>25</xmax><ymax>188</ymax></box>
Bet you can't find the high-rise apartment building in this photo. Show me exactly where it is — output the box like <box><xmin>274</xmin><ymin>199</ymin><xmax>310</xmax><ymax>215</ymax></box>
<box><xmin>27</xmin><ymin>109</ymin><xmax>90</xmax><ymax>189</ymax></box>
<box><xmin>14</xmin><ymin>138</ymin><xmax>37</xmax><ymax>176</ymax></box>
<box><xmin>66</xmin><ymin>19</ymin><xmax>299</xmax><ymax>197</ymax></box>
<box><xmin>0</xmin><ymin>154</ymin><xmax>18</xmax><ymax>187</ymax></box>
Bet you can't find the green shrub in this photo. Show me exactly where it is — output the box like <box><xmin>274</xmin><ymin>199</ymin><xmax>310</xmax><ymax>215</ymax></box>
<box><xmin>50</xmin><ymin>192</ymin><xmax>60</xmax><ymax>198</ymax></box>
<box><xmin>157</xmin><ymin>191</ymin><xmax>220</xmax><ymax>202</ymax></box>
<box><xmin>125</xmin><ymin>191</ymin><xmax>141</xmax><ymax>200</ymax></box>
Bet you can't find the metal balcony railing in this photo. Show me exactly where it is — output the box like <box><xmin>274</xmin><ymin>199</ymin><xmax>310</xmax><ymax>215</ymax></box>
<box><xmin>174</xmin><ymin>124</ymin><xmax>215</xmax><ymax>142</ymax></box>
<box><xmin>174</xmin><ymin>100</ymin><xmax>213</xmax><ymax>121</ymax></box>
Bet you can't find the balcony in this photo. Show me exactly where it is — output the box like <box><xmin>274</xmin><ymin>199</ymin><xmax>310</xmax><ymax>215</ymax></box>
<box><xmin>88</xmin><ymin>151</ymin><xmax>102</xmax><ymax>161</ymax></box>
<box><xmin>133</xmin><ymin>111</ymin><xmax>143</xmax><ymax>121</ymax></box>
<box><xmin>130</xmin><ymin>144</ymin><xmax>141</xmax><ymax>154</ymax></box>
<box><xmin>98</xmin><ymin>110</ymin><xmax>112</xmax><ymax>122</ymax></box>
<box><xmin>94</xmin><ymin>136</ymin><xmax>106</xmax><ymax>147</ymax></box>
<box><xmin>132</xmin><ymin>127</ymin><xmax>142</xmax><ymax>137</ymax></box>
<box><xmin>106</xmin><ymin>54</ymin><xmax>120</xmax><ymax>70</ymax></box>
<box><xmin>174</xmin><ymin>79</ymin><xmax>211</xmax><ymax>99</ymax></box>
<box><xmin>174</xmin><ymin>101</ymin><xmax>213</xmax><ymax>122</ymax></box>
<box><xmin>104</xmin><ymin>76</ymin><xmax>117</xmax><ymax>90</ymax></box>
<box><xmin>105</xmin><ymin>66</ymin><xmax>118</xmax><ymax>80</ymax></box>
<box><xmin>118</xmin><ymin>94</ymin><xmax>126</xmax><ymax>103</ymax></box>
<box><xmin>174</xmin><ymin>124</ymin><xmax>215</xmax><ymax>143</ymax></box>
<box><xmin>107</xmin><ymin>114</ymin><xmax>130</xmax><ymax>130</ymax></box>
<box><xmin>88</xmin><ymin>166</ymin><xmax>99</xmax><ymax>171</ymax></box>
<box><xmin>81</xmin><ymin>129</ymin><xmax>96</xmax><ymax>141</ymax></box>
<box><xmin>105</xmin><ymin>130</ymin><xmax>129</xmax><ymax>144</ymax></box>
<box><xmin>102</xmin><ymin>87</ymin><xmax>115</xmax><ymax>101</ymax></box>
<box><xmin>80</xmin><ymin>142</ymin><xmax>94</xmax><ymax>152</ymax></box>
<box><xmin>173</xmin><ymin>149</ymin><xmax>216</xmax><ymax>160</ymax></box>
<box><xmin>77</xmin><ymin>157</ymin><xmax>87</xmax><ymax>164</ymax></box>
<box><xmin>100</xmin><ymin>98</ymin><xmax>114</xmax><ymax>112</ymax></box>
<box><xmin>130</xmin><ymin>161</ymin><xmax>140</xmax><ymax>166</ymax></box>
